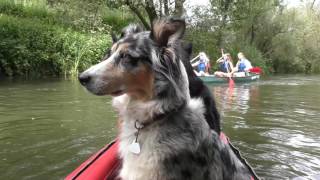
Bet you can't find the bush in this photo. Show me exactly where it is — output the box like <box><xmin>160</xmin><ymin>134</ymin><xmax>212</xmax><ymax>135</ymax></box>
<box><xmin>0</xmin><ymin>0</ymin><xmax>113</xmax><ymax>33</ymax></box>
<box><xmin>0</xmin><ymin>15</ymin><xmax>111</xmax><ymax>77</ymax></box>
<box><xmin>224</xmin><ymin>42</ymin><xmax>269</xmax><ymax>74</ymax></box>
<box><xmin>0</xmin><ymin>0</ymin><xmax>54</xmax><ymax>21</ymax></box>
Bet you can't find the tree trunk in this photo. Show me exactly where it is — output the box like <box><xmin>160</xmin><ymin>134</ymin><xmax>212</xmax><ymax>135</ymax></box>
<box><xmin>174</xmin><ymin>0</ymin><xmax>185</xmax><ymax>16</ymax></box>
<box><xmin>164</xmin><ymin>0</ymin><xmax>169</xmax><ymax>15</ymax></box>
<box><xmin>145</xmin><ymin>0</ymin><xmax>158</xmax><ymax>24</ymax></box>
<box><xmin>250</xmin><ymin>24</ymin><xmax>255</xmax><ymax>44</ymax></box>
<box><xmin>310</xmin><ymin>0</ymin><xmax>316</xmax><ymax>9</ymax></box>
<box><xmin>159</xmin><ymin>0</ymin><xmax>163</xmax><ymax>17</ymax></box>
<box><xmin>215</xmin><ymin>0</ymin><xmax>232</xmax><ymax>47</ymax></box>
<box><xmin>125</xmin><ymin>0</ymin><xmax>151</xmax><ymax>29</ymax></box>
<box><xmin>216</xmin><ymin>30</ymin><xmax>223</xmax><ymax>48</ymax></box>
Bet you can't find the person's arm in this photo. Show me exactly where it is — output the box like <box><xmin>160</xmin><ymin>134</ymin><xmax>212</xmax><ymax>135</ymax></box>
<box><xmin>245</xmin><ymin>60</ymin><xmax>253</xmax><ymax>71</ymax></box>
<box><xmin>216</xmin><ymin>57</ymin><xmax>224</xmax><ymax>63</ymax></box>
<box><xmin>225</xmin><ymin>61</ymin><xmax>233</xmax><ymax>77</ymax></box>
<box><xmin>190</xmin><ymin>54</ymin><xmax>200</xmax><ymax>63</ymax></box>
<box><xmin>221</xmin><ymin>48</ymin><xmax>224</xmax><ymax>56</ymax></box>
<box><xmin>232</xmin><ymin>62</ymin><xmax>239</xmax><ymax>73</ymax></box>
<box><xmin>228</xmin><ymin>61</ymin><xmax>234</xmax><ymax>73</ymax></box>
<box><xmin>192</xmin><ymin>61</ymin><xmax>199</xmax><ymax>67</ymax></box>
<box><xmin>218</xmin><ymin>48</ymin><xmax>225</xmax><ymax>62</ymax></box>
<box><xmin>193</xmin><ymin>70</ymin><xmax>200</xmax><ymax>76</ymax></box>
<box><xmin>205</xmin><ymin>60</ymin><xmax>211</xmax><ymax>73</ymax></box>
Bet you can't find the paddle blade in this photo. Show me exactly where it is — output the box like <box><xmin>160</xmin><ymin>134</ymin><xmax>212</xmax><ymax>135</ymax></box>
<box><xmin>229</xmin><ymin>78</ymin><xmax>235</xmax><ymax>87</ymax></box>
<box><xmin>249</xmin><ymin>67</ymin><xmax>262</xmax><ymax>74</ymax></box>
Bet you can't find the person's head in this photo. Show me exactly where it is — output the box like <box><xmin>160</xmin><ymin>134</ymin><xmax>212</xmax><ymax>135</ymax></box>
<box><xmin>199</xmin><ymin>52</ymin><xmax>205</xmax><ymax>58</ymax></box>
<box><xmin>237</xmin><ymin>52</ymin><xmax>245</xmax><ymax>60</ymax></box>
<box><xmin>222</xmin><ymin>54</ymin><xmax>228</xmax><ymax>59</ymax></box>
<box><xmin>200</xmin><ymin>52</ymin><xmax>208</xmax><ymax>61</ymax></box>
<box><xmin>226</xmin><ymin>53</ymin><xmax>233</xmax><ymax>62</ymax></box>
<box><xmin>223</xmin><ymin>53</ymin><xmax>232</xmax><ymax>62</ymax></box>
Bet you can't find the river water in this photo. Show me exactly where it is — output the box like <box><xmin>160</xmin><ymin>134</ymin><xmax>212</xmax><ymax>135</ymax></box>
<box><xmin>0</xmin><ymin>76</ymin><xmax>319</xmax><ymax>179</ymax></box>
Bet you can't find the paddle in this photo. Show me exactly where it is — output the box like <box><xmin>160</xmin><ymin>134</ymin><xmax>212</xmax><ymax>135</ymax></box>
<box><xmin>228</xmin><ymin>74</ymin><xmax>235</xmax><ymax>87</ymax></box>
<box><xmin>190</xmin><ymin>54</ymin><xmax>200</xmax><ymax>63</ymax></box>
<box><xmin>221</xmin><ymin>48</ymin><xmax>234</xmax><ymax>87</ymax></box>
<box><xmin>249</xmin><ymin>67</ymin><xmax>262</xmax><ymax>74</ymax></box>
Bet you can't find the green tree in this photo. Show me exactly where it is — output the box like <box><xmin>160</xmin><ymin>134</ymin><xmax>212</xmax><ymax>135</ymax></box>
<box><xmin>107</xmin><ymin>0</ymin><xmax>186</xmax><ymax>29</ymax></box>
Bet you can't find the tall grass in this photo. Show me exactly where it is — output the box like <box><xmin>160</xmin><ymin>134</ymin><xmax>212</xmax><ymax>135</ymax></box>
<box><xmin>0</xmin><ymin>0</ymin><xmax>51</xmax><ymax>19</ymax></box>
<box><xmin>0</xmin><ymin>14</ymin><xmax>111</xmax><ymax>77</ymax></box>
<box><xmin>102</xmin><ymin>7</ymin><xmax>137</xmax><ymax>32</ymax></box>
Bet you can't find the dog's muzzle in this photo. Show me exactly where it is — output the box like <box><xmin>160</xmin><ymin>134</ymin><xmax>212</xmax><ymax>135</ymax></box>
<box><xmin>78</xmin><ymin>72</ymin><xmax>91</xmax><ymax>86</ymax></box>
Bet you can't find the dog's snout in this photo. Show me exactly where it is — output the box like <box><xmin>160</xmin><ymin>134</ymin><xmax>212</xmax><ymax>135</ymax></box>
<box><xmin>78</xmin><ymin>73</ymin><xmax>91</xmax><ymax>86</ymax></box>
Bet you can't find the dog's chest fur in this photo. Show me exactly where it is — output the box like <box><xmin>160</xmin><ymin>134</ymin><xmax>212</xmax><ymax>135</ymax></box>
<box><xmin>113</xmin><ymin>96</ymin><xmax>214</xmax><ymax>180</ymax></box>
<box><xmin>119</xmin><ymin>120</ymin><xmax>162</xmax><ymax>180</ymax></box>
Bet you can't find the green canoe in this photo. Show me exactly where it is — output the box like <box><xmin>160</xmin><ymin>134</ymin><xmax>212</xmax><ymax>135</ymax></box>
<box><xmin>199</xmin><ymin>73</ymin><xmax>260</xmax><ymax>83</ymax></box>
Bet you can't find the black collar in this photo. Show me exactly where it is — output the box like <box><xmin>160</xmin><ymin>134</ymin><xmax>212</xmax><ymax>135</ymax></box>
<box><xmin>135</xmin><ymin>102</ymin><xmax>186</xmax><ymax>129</ymax></box>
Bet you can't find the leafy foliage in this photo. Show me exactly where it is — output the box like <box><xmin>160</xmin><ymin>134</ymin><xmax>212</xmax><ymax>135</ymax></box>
<box><xmin>0</xmin><ymin>0</ymin><xmax>124</xmax><ymax>77</ymax></box>
<box><xmin>186</xmin><ymin>0</ymin><xmax>320</xmax><ymax>74</ymax></box>
<box><xmin>0</xmin><ymin>15</ymin><xmax>111</xmax><ymax>77</ymax></box>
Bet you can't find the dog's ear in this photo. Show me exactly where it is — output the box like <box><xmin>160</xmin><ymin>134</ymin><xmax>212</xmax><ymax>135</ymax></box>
<box><xmin>150</xmin><ymin>18</ymin><xmax>186</xmax><ymax>47</ymax></box>
<box><xmin>121</xmin><ymin>24</ymin><xmax>143</xmax><ymax>38</ymax></box>
<box><xmin>111</xmin><ymin>32</ymin><xmax>118</xmax><ymax>44</ymax></box>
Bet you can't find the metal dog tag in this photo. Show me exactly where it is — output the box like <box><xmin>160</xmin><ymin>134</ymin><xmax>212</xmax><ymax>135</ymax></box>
<box><xmin>129</xmin><ymin>141</ymin><xmax>140</xmax><ymax>154</ymax></box>
<box><xmin>129</xmin><ymin>120</ymin><xmax>142</xmax><ymax>154</ymax></box>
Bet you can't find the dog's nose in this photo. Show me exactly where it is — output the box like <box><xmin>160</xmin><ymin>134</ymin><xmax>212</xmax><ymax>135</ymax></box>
<box><xmin>78</xmin><ymin>73</ymin><xmax>91</xmax><ymax>86</ymax></box>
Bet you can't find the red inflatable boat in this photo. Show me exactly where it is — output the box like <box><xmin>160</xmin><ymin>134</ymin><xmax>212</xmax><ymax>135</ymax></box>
<box><xmin>65</xmin><ymin>133</ymin><xmax>259</xmax><ymax>180</ymax></box>
<box><xmin>65</xmin><ymin>140</ymin><xmax>121</xmax><ymax>180</ymax></box>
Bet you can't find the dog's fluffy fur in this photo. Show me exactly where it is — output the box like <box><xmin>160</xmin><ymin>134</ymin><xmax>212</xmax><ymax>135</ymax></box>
<box><xmin>79</xmin><ymin>18</ymin><xmax>253</xmax><ymax>180</ymax></box>
<box><xmin>181</xmin><ymin>43</ymin><xmax>221</xmax><ymax>134</ymax></box>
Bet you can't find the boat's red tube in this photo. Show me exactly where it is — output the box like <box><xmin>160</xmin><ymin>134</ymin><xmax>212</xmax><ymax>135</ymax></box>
<box><xmin>65</xmin><ymin>140</ymin><xmax>120</xmax><ymax>180</ymax></box>
<box><xmin>66</xmin><ymin>134</ymin><xmax>259</xmax><ymax>180</ymax></box>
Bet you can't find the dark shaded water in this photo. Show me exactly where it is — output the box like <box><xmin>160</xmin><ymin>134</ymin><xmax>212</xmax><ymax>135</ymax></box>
<box><xmin>0</xmin><ymin>76</ymin><xmax>319</xmax><ymax>179</ymax></box>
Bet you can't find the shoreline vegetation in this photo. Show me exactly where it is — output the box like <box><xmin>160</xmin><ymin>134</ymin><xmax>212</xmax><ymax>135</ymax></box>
<box><xmin>0</xmin><ymin>0</ymin><xmax>319</xmax><ymax>77</ymax></box>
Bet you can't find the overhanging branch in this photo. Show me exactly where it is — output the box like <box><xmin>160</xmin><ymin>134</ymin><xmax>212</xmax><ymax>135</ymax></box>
<box><xmin>125</xmin><ymin>0</ymin><xmax>151</xmax><ymax>29</ymax></box>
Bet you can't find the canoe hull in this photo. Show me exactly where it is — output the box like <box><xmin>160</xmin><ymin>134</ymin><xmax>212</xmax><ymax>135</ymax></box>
<box><xmin>66</xmin><ymin>134</ymin><xmax>259</xmax><ymax>180</ymax></box>
<box><xmin>199</xmin><ymin>74</ymin><xmax>260</xmax><ymax>83</ymax></box>
<box><xmin>65</xmin><ymin>140</ymin><xmax>120</xmax><ymax>180</ymax></box>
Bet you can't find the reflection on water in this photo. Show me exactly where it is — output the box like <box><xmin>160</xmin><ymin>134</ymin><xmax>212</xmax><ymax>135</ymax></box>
<box><xmin>210</xmin><ymin>76</ymin><xmax>320</xmax><ymax>179</ymax></box>
<box><xmin>213</xmin><ymin>84</ymin><xmax>258</xmax><ymax>115</ymax></box>
<box><xmin>0</xmin><ymin>76</ymin><xmax>320</xmax><ymax>179</ymax></box>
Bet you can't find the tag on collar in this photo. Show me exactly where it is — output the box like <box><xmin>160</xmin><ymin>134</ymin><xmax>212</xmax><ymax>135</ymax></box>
<box><xmin>129</xmin><ymin>120</ymin><xmax>143</xmax><ymax>155</ymax></box>
<box><xmin>129</xmin><ymin>140</ymin><xmax>141</xmax><ymax>154</ymax></box>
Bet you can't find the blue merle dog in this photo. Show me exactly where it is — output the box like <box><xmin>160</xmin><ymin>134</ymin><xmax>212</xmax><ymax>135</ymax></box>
<box><xmin>79</xmin><ymin>18</ymin><xmax>255</xmax><ymax>180</ymax></box>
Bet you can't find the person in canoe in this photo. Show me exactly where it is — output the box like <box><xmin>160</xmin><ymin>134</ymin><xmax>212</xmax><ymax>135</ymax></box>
<box><xmin>232</xmin><ymin>52</ymin><xmax>253</xmax><ymax>77</ymax></box>
<box><xmin>192</xmin><ymin>52</ymin><xmax>211</xmax><ymax>76</ymax></box>
<box><xmin>214</xmin><ymin>49</ymin><xmax>234</xmax><ymax>77</ymax></box>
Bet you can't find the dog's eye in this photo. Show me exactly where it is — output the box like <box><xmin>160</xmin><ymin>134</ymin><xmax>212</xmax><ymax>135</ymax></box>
<box><xmin>120</xmin><ymin>53</ymin><xmax>139</xmax><ymax>67</ymax></box>
<box><xmin>120</xmin><ymin>53</ymin><xmax>132</xmax><ymax>61</ymax></box>
<box><xmin>119</xmin><ymin>53</ymin><xmax>136</xmax><ymax>60</ymax></box>
<box><xmin>119</xmin><ymin>53</ymin><xmax>126</xmax><ymax>59</ymax></box>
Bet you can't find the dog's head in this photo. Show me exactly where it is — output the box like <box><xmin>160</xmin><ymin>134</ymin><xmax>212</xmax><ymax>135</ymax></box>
<box><xmin>79</xmin><ymin>18</ymin><xmax>189</xmax><ymax>105</ymax></box>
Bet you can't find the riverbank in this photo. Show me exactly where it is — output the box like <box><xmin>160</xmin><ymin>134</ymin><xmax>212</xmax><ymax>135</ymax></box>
<box><xmin>0</xmin><ymin>0</ymin><xmax>135</xmax><ymax>77</ymax></box>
